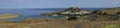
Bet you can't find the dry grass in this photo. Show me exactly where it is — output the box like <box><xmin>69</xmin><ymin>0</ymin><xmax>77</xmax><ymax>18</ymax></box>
<box><xmin>0</xmin><ymin>18</ymin><xmax>119</xmax><ymax>28</ymax></box>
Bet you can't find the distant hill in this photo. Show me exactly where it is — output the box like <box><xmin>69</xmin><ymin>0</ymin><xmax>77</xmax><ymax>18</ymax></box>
<box><xmin>92</xmin><ymin>7</ymin><xmax>120</xmax><ymax>15</ymax></box>
<box><xmin>42</xmin><ymin>7</ymin><xmax>120</xmax><ymax>21</ymax></box>
<box><xmin>90</xmin><ymin>7</ymin><xmax>120</xmax><ymax>21</ymax></box>
<box><xmin>42</xmin><ymin>7</ymin><xmax>92</xmax><ymax>16</ymax></box>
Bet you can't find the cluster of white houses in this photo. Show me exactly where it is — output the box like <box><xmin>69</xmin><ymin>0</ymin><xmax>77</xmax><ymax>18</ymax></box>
<box><xmin>50</xmin><ymin>7</ymin><xmax>93</xmax><ymax>16</ymax></box>
<box><xmin>60</xmin><ymin>10</ymin><xmax>92</xmax><ymax>15</ymax></box>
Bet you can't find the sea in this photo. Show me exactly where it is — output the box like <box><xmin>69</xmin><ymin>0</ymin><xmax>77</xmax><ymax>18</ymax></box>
<box><xmin>0</xmin><ymin>8</ymin><xmax>105</xmax><ymax>21</ymax></box>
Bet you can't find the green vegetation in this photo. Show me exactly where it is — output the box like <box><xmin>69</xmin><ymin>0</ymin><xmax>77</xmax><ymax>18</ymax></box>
<box><xmin>67</xmin><ymin>16</ymin><xmax>77</xmax><ymax>21</ymax></box>
<box><xmin>117</xmin><ymin>12</ymin><xmax>120</xmax><ymax>15</ymax></box>
<box><xmin>105</xmin><ymin>24</ymin><xmax>120</xmax><ymax>28</ymax></box>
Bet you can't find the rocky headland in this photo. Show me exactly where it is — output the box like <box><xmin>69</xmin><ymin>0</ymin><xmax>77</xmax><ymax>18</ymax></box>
<box><xmin>0</xmin><ymin>14</ymin><xmax>19</xmax><ymax>19</ymax></box>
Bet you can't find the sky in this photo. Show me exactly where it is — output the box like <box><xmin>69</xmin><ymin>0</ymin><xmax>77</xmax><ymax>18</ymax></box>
<box><xmin>0</xmin><ymin>0</ymin><xmax>120</xmax><ymax>8</ymax></box>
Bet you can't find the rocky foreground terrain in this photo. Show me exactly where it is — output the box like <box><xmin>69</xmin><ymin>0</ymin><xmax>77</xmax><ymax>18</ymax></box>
<box><xmin>0</xmin><ymin>7</ymin><xmax>120</xmax><ymax>28</ymax></box>
<box><xmin>0</xmin><ymin>18</ymin><xmax>120</xmax><ymax>28</ymax></box>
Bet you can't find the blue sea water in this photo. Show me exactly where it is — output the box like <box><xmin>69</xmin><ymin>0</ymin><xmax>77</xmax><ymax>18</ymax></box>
<box><xmin>0</xmin><ymin>8</ymin><xmax>105</xmax><ymax>21</ymax></box>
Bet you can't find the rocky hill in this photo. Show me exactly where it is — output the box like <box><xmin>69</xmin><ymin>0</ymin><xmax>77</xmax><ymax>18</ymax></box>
<box><xmin>42</xmin><ymin>7</ymin><xmax>92</xmax><ymax>16</ymax></box>
<box><xmin>42</xmin><ymin>7</ymin><xmax>120</xmax><ymax>21</ymax></box>
<box><xmin>92</xmin><ymin>7</ymin><xmax>120</xmax><ymax>15</ymax></box>
<box><xmin>83</xmin><ymin>7</ymin><xmax>120</xmax><ymax>21</ymax></box>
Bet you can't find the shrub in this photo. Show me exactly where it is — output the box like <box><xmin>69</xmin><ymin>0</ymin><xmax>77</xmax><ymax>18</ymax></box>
<box><xmin>67</xmin><ymin>16</ymin><xmax>77</xmax><ymax>21</ymax></box>
<box><xmin>117</xmin><ymin>12</ymin><xmax>120</xmax><ymax>15</ymax></box>
<box><xmin>103</xmin><ymin>12</ymin><xmax>107</xmax><ymax>15</ymax></box>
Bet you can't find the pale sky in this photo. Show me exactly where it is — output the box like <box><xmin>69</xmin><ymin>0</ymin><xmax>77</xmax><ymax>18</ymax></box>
<box><xmin>0</xmin><ymin>0</ymin><xmax>120</xmax><ymax>8</ymax></box>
